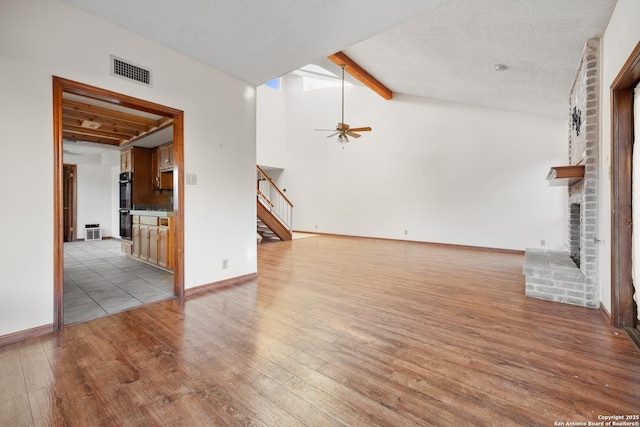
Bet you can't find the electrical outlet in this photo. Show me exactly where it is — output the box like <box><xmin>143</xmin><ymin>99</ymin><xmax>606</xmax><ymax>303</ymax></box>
<box><xmin>404</xmin><ymin>229</ymin><xmax>408</xmax><ymax>235</ymax></box>
<box><xmin>186</xmin><ymin>173</ymin><xmax>197</xmax><ymax>185</ymax></box>
<box><xmin>222</xmin><ymin>259</ymin><xmax>228</xmax><ymax>269</ymax></box>
<box><xmin>540</xmin><ymin>240</ymin><xmax>546</xmax><ymax>247</ymax></box>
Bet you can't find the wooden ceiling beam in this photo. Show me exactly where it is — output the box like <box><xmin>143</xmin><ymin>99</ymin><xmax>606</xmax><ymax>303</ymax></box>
<box><xmin>327</xmin><ymin>51</ymin><xmax>393</xmax><ymax>100</ymax></box>
<box><xmin>63</xmin><ymin>124</ymin><xmax>135</xmax><ymax>140</ymax></box>
<box><xmin>62</xmin><ymin>109</ymin><xmax>153</xmax><ymax>133</ymax></box>
<box><xmin>63</xmin><ymin>99</ymin><xmax>160</xmax><ymax>127</ymax></box>
<box><xmin>63</xmin><ymin>130</ymin><xmax>123</xmax><ymax>146</ymax></box>
<box><xmin>62</xmin><ymin>118</ymin><xmax>140</xmax><ymax>137</ymax></box>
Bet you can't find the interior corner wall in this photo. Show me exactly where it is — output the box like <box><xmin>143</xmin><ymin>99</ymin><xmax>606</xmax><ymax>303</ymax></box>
<box><xmin>282</xmin><ymin>75</ymin><xmax>567</xmax><ymax>251</ymax></box>
<box><xmin>0</xmin><ymin>0</ymin><xmax>257</xmax><ymax>337</ymax></box>
<box><xmin>598</xmin><ymin>0</ymin><xmax>640</xmax><ymax>314</ymax></box>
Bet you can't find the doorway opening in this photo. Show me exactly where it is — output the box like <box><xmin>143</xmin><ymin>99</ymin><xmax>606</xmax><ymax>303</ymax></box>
<box><xmin>63</xmin><ymin>164</ymin><xmax>77</xmax><ymax>243</ymax></box>
<box><xmin>53</xmin><ymin>76</ymin><xmax>185</xmax><ymax>331</ymax></box>
<box><xmin>610</xmin><ymin>42</ymin><xmax>640</xmax><ymax>342</ymax></box>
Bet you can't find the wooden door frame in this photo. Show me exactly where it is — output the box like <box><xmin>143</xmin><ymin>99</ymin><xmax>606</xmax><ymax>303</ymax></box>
<box><xmin>63</xmin><ymin>164</ymin><xmax>77</xmax><ymax>242</ymax></box>
<box><xmin>53</xmin><ymin>76</ymin><xmax>185</xmax><ymax>331</ymax></box>
<box><xmin>611</xmin><ymin>42</ymin><xmax>640</xmax><ymax>329</ymax></box>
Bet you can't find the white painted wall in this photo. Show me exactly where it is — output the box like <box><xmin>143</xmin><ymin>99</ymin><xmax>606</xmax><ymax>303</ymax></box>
<box><xmin>0</xmin><ymin>0</ymin><xmax>256</xmax><ymax>336</ymax></box>
<box><xmin>598</xmin><ymin>0</ymin><xmax>640</xmax><ymax>313</ymax></box>
<box><xmin>282</xmin><ymin>75</ymin><xmax>567</xmax><ymax>251</ymax></box>
<box><xmin>76</xmin><ymin>165</ymin><xmax>113</xmax><ymax>239</ymax></box>
<box><xmin>63</xmin><ymin>150</ymin><xmax>120</xmax><ymax>239</ymax></box>
<box><xmin>256</xmin><ymin>83</ymin><xmax>287</xmax><ymax>169</ymax></box>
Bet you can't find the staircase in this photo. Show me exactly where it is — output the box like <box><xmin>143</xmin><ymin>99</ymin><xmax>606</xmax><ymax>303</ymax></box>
<box><xmin>257</xmin><ymin>166</ymin><xmax>293</xmax><ymax>241</ymax></box>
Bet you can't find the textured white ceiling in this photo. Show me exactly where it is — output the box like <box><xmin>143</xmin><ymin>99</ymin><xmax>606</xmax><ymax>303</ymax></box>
<box><xmin>61</xmin><ymin>0</ymin><xmax>617</xmax><ymax>118</ymax></box>
<box><xmin>340</xmin><ymin>0</ymin><xmax>618</xmax><ymax>117</ymax></box>
<box><xmin>61</xmin><ymin>0</ymin><xmax>446</xmax><ymax>86</ymax></box>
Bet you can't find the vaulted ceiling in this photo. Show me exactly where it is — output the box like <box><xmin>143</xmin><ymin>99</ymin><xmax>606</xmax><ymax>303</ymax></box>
<box><xmin>62</xmin><ymin>0</ymin><xmax>617</xmax><ymax>118</ymax></box>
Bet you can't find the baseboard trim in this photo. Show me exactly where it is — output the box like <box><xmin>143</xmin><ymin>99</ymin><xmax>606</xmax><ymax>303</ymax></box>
<box><xmin>292</xmin><ymin>230</ymin><xmax>525</xmax><ymax>255</ymax></box>
<box><xmin>624</xmin><ymin>327</ymin><xmax>640</xmax><ymax>353</ymax></box>
<box><xmin>185</xmin><ymin>273</ymin><xmax>258</xmax><ymax>298</ymax></box>
<box><xmin>600</xmin><ymin>303</ymin><xmax>612</xmax><ymax>324</ymax></box>
<box><xmin>0</xmin><ymin>324</ymin><xmax>53</xmax><ymax>348</ymax></box>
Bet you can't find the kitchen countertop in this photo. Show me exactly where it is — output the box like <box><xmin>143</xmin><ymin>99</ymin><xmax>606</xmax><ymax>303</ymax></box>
<box><xmin>130</xmin><ymin>210</ymin><xmax>174</xmax><ymax>217</ymax></box>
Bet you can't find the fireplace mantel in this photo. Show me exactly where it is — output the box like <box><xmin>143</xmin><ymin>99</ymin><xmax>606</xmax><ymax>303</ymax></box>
<box><xmin>546</xmin><ymin>165</ymin><xmax>585</xmax><ymax>186</ymax></box>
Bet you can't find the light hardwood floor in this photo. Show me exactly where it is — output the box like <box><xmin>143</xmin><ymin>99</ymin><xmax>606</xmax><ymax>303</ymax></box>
<box><xmin>2</xmin><ymin>235</ymin><xmax>639</xmax><ymax>426</ymax></box>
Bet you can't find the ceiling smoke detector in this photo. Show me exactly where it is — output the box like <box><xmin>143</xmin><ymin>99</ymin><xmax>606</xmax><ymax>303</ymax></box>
<box><xmin>494</xmin><ymin>64</ymin><xmax>508</xmax><ymax>72</ymax></box>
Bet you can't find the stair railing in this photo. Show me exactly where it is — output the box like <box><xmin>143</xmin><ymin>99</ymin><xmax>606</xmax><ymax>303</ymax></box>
<box><xmin>257</xmin><ymin>166</ymin><xmax>293</xmax><ymax>231</ymax></box>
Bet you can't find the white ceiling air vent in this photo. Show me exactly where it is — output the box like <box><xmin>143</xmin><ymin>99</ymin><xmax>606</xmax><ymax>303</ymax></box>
<box><xmin>110</xmin><ymin>55</ymin><xmax>152</xmax><ymax>86</ymax></box>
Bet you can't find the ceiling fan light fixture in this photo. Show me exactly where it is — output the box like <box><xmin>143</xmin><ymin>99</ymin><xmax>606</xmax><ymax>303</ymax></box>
<box><xmin>314</xmin><ymin>63</ymin><xmax>371</xmax><ymax>145</ymax></box>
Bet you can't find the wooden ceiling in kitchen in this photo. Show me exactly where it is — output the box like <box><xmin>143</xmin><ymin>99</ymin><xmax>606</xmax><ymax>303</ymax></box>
<box><xmin>62</xmin><ymin>95</ymin><xmax>173</xmax><ymax>147</ymax></box>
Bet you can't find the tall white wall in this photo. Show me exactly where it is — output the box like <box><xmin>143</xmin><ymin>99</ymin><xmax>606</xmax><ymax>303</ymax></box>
<box><xmin>282</xmin><ymin>75</ymin><xmax>567</xmax><ymax>251</ymax></box>
<box><xmin>257</xmin><ymin>83</ymin><xmax>287</xmax><ymax>169</ymax></box>
<box><xmin>0</xmin><ymin>0</ymin><xmax>256</xmax><ymax>336</ymax></box>
<box><xmin>598</xmin><ymin>0</ymin><xmax>640</xmax><ymax>313</ymax></box>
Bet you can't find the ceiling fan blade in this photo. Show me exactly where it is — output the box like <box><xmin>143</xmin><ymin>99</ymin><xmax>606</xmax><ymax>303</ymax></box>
<box><xmin>347</xmin><ymin>127</ymin><xmax>372</xmax><ymax>132</ymax></box>
<box><xmin>325</xmin><ymin>132</ymin><xmax>340</xmax><ymax>138</ymax></box>
<box><xmin>314</xmin><ymin>128</ymin><xmax>338</xmax><ymax>131</ymax></box>
<box><xmin>346</xmin><ymin>132</ymin><xmax>362</xmax><ymax>138</ymax></box>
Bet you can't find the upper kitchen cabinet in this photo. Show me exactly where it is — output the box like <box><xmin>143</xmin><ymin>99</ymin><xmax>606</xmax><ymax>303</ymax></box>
<box><xmin>120</xmin><ymin>147</ymin><xmax>157</xmax><ymax>204</ymax></box>
<box><xmin>158</xmin><ymin>143</ymin><xmax>173</xmax><ymax>172</ymax></box>
<box><xmin>120</xmin><ymin>148</ymin><xmax>133</xmax><ymax>173</ymax></box>
<box><xmin>152</xmin><ymin>143</ymin><xmax>174</xmax><ymax>190</ymax></box>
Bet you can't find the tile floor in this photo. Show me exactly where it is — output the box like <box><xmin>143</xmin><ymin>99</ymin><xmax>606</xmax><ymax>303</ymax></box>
<box><xmin>64</xmin><ymin>239</ymin><xmax>174</xmax><ymax>325</ymax></box>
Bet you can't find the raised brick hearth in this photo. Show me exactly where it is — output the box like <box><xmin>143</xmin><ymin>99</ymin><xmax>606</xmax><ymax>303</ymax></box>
<box><xmin>523</xmin><ymin>249</ymin><xmax>590</xmax><ymax>306</ymax></box>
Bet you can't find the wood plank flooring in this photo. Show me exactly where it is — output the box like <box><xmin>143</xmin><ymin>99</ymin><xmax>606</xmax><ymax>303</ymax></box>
<box><xmin>2</xmin><ymin>235</ymin><xmax>639</xmax><ymax>426</ymax></box>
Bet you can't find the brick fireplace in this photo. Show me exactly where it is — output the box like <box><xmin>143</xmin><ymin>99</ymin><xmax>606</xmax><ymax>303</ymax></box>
<box><xmin>523</xmin><ymin>38</ymin><xmax>600</xmax><ymax>308</ymax></box>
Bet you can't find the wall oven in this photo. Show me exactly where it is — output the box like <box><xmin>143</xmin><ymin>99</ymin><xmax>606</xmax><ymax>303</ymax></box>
<box><xmin>119</xmin><ymin>172</ymin><xmax>133</xmax><ymax>240</ymax></box>
<box><xmin>119</xmin><ymin>172</ymin><xmax>132</xmax><ymax>210</ymax></box>
<box><xmin>119</xmin><ymin>210</ymin><xmax>132</xmax><ymax>240</ymax></box>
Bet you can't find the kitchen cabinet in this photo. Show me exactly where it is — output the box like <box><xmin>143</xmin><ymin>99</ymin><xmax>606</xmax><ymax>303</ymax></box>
<box><xmin>129</xmin><ymin>215</ymin><xmax>173</xmax><ymax>271</ymax></box>
<box><xmin>158</xmin><ymin>143</ymin><xmax>173</xmax><ymax>172</ymax></box>
<box><xmin>147</xmin><ymin>226</ymin><xmax>159</xmax><ymax>264</ymax></box>
<box><xmin>132</xmin><ymin>223</ymin><xmax>141</xmax><ymax>258</ymax></box>
<box><xmin>121</xmin><ymin>240</ymin><xmax>133</xmax><ymax>256</ymax></box>
<box><xmin>120</xmin><ymin>148</ymin><xmax>133</xmax><ymax>173</ymax></box>
<box><xmin>139</xmin><ymin>225</ymin><xmax>150</xmax><ymax>261</ymax></box>
<box><xmin>157</xmin><ymin>220</ymin><xmax>171</xmax><ymax>269</ymax></box>
<box><xmin>151</xmin><ymin>146</ymin><xmax>173</xmax><ymax>190</ymax></box>
<box><xmin>119</xmin><ymin>146</ymin><xmax>168</xmax><ymax>205</ymax></box>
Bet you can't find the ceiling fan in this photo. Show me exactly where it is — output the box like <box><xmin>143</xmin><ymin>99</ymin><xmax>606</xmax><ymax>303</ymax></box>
<box><xmin>315</xmin><ymin>64</ymin><xmax>371</xmax><ymax>144</ymax></box>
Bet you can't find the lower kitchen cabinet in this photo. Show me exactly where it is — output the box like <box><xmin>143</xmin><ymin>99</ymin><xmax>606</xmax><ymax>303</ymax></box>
<box><xmin>157</xmin><ymin>226</ymin><xmax>171</xmax><ymax>269</ymax></box>
<box><xmin>140</xmin><ymin>225</ymin><xmax>150</xmax><ymax>261</ymax></box>
<box><xmin>130</xmin><ymin>215</ymin><xmax>173</xmax><ymax>270</ymax></box>
<box><xmin>132</xmin><ymin>224</ymin><xmax>141</xmax><ymax>258</ymax></box>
